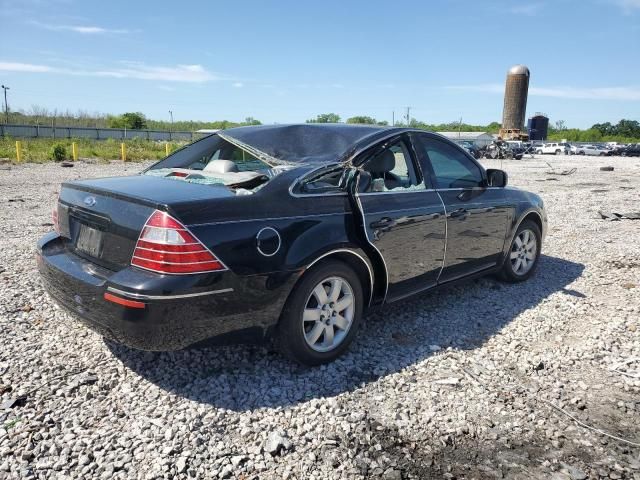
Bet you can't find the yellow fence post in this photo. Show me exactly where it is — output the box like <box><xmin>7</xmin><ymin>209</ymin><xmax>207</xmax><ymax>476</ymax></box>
<box><xmin>15</xmin><ymin>141</ymin><xmax>22</xmax><ymax>162</ymax></box>
<box><xmin>72</xmin><ymin>142</ymin><xmax>78</xmax><ymax>161</ymax></box>
<box><xmin>165</xmin><ymin>143</ymin><xmax>170</xmax><ymax>156</ymax></box>
<box><xmin>121</xmin><ymin>143</ymin><xmax>127</xmax><ymax>162</ymax></box>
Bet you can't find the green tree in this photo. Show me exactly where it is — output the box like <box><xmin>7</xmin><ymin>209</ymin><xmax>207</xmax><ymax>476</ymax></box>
<box><xmin>243</xmin><ymin>117</ymin><xmax>262</xmax><ymax>126</ymax></box>
<box><xmin>107</xmin><ymin>112</ymin><xmax>147</xmax><ymax>129</ymax></box>
<box><xmin>592</xmin><ymin>122</ymin><xmax>614</xmax><ymax>136</ymax></box>
<box><xmin>306</xmin><ymin>113</ymin><xmax>341</xmax><ymax>123</ymax></box>
<box><xmin>486</xmin><ymin>122</ymin><xmax>502</xmax><ymax>133</ymax></box>
<box><xmin>615</xmin><ymin>119</ymin><xmax>640</xmax><ymax>137</ymax></box>
<box><xmin>346</xmin><ymin>116</ymin><xmax>377</xmax><ymax>125</ymax></box>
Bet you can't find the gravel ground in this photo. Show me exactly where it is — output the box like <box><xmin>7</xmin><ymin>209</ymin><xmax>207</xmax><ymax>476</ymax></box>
<box><xmin>0</xmin><ymin>155</ymin><xmax>639</xmax><ymax>479</ymax></box>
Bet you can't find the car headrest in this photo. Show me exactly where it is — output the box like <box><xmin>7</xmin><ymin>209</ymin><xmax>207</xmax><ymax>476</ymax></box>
<box><xmin>203</xmin><ymin>160</ymin><xmax>239</xmax><ymax>174</ymax></box>
<box><xmin>363</xmin><ymin>150</ymin><xmax>395</xmax><ymax>173</ymax></box>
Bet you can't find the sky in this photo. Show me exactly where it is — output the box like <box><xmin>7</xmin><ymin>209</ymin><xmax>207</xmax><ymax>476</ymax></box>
<box><xmin>1</xmin><ymin>0</ymin><xmax>639</xmax><ymax>128</ymax></box>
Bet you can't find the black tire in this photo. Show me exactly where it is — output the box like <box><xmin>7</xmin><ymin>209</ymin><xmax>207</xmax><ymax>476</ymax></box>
<box><xmin>277</xmin><ymin>260</ymin><xmax>364</xmax><ymax>365</ymax></box>
<box><xmin>536</xmin><ymin>150</ymin><xmax>543</xmax><ymax>155</ymax></box>
<box><xmin>555</xmin><ymin>150</ymin><xmax>561</xmax><ymax>155</ymax></box>
<box><xmin>499</xmin><ymin>220</ymin><xmax>542</xmax><ymax>283</ymax></box>
<box><xmin>579</xmin><ymin>151</ymin><xmax>585</xmax><ymax>155</ymax></box>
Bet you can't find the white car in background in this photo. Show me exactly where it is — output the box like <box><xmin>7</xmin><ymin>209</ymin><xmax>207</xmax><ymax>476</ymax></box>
<box><xmin>535</xmin><ymin>142</ymin><xmax>570</xmax><ymax>155</ymax></box>
<box><xmin>576</xmin><ymin>145</ymin><xmax>607</xmax><ymax>156</ymax></box>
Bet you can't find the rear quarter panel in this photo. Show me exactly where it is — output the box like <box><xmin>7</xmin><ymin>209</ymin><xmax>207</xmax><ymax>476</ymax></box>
<box><xmin>172</xmin><ymin>169</ymin><xmax>370</xmax><ymax>276</ymax></box>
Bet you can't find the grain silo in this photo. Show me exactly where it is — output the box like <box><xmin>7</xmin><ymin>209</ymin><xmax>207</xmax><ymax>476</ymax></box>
<box><xmin>502</xmin><ymin>65</ymin><xmax>530</xmax><ymax>131</ymax></box>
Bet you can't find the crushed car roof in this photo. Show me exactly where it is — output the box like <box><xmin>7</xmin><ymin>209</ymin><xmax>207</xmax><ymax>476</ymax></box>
<box><xmin>220</xmin><ymin>123</ymin><xmax>398</xmax><ymax>165</ymax></box>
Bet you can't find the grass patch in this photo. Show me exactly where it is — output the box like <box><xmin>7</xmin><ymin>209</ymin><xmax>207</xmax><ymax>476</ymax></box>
<box><xmin>0</xmin><ymin>137</ymin><xmax>187</xmax><ymax>163</ymax></box>
<box><xmin>3</xmin><ymin>417</ymin><xmax>21</xmax><ymax>430</ymax></box>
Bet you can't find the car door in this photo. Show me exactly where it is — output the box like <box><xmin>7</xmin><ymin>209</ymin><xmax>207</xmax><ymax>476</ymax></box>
<box><xmin>413</xmin><ymin>133</ymin><xmax>514</xmax><ymax>283</ymax></box>
<box><xmin>354</xmin><ymin>134</ymin><xmax>446</xmax><ymax>302</ymax></box>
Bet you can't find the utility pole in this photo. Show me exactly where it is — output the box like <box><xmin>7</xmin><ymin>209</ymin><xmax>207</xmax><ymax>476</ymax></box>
<box><xmin>169</xmin><ymin>110</ymin><xmax>174</xmax><ymax>131</ymax></box>
<box><xmin>458</xmin><ymin>117</ymin><xmax>463</xmax><ymax>139</ymax></box>
<box><xmin>392</xmin><ymin>111</ymin><xmax>395</xmax><ymax>126</ymax></box>
<box><xmin>1</xmin><ymin>85</ymin><xmax>9</xmax><ymax>124</ymax></box>
<box><xmin>405</xmin><ymin>106</ymin><xmax>411</xmax><ymax>126</ymax></box>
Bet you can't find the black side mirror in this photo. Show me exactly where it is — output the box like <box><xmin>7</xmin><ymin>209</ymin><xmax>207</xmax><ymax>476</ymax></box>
<box><xmin>355</xmin><ymin>170</ymin><xmax>372</xmax><ymax>193</ymax></box>
<box><xmin>486</xmin><ymin>169</ymin><xmax>508</xmax><ymax>187</ymax></box>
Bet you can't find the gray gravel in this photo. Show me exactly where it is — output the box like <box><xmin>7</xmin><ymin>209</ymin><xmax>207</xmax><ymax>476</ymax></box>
<box><xmin>1</xmin><ymin>155</ymin><xmax>639</xmax><ymax>479</ymax></box>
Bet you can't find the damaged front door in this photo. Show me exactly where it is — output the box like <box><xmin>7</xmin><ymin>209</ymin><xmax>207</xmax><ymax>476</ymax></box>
<box><xmin>353</xmin><ymin>135</ymin><xmax>446</xmax><ymax>302</ymax></box>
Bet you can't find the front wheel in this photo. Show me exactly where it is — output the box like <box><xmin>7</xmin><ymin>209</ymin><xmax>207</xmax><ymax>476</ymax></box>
<box><xmin>555</xmin><ymin>150</ymin><xmax>561</xmax><ymax>155</ymax></box>
<box><xmin>277</xmin><ymin>260</ymin><xmax>364</xmax><ymax>365</ymax></box>
<box><xmin>500</xmin><ymin>220</ymin><xmax>542</xmax><ymax>282</ymax></box>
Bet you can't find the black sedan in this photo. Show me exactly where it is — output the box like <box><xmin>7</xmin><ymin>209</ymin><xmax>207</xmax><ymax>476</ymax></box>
<box><xmin>37</xmin><ymin>124</ymin><xmax>547</xmax><ymax>365</ymax></box>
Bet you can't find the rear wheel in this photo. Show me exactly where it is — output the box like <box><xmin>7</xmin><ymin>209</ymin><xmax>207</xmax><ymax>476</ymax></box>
<box><xmin>500</xmin><ymin>220</ymin><xmax>541</xmax><ymax>282</ymax></box>
<box><xmin>536</xmin><ymin>150</ymin><xmax>543</xmax><ymax>154</ymax></box>
<box><xmin>277</xmin><ymin>260</ymin><xmax>363</xmax><ymax>365</ymax></box>
<box><xmin>555</xmin><ymin>150</ymin><xmax>561</xmax><ymax>155</ymax></box>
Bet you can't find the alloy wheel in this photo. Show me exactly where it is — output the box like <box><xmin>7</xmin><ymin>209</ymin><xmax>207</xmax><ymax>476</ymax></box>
<box><xmin>510</xmin><ymin>229</ymin><xmax>537</xmax><ymax>275</ymax></box>
<box><xmin>302</xmin><ymin>276</ymin><xmax>355</xmax><ymax>352</ymax></box>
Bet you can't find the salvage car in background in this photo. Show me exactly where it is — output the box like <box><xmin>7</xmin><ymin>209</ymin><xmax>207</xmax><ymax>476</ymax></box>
<box><xmin>576</xmin><ymin>144</ymin><xmax>608</xmax><ymax>156</ymax></box>
<box><xmin>37</xmin><ymin>125</ymin><xmax>547</xmax><ymax>365</ymax></box>
<box><xmin>459</xmin><ymin>141</ymin><xmax>482</xmax><ymax>159</ymax></box>
<box><xmin>536</xmin><ymin>142</ymin><xmax>570</xmax><ymax>155</ymax></box>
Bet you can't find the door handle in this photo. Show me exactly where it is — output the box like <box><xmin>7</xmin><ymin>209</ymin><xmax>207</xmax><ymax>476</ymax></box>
<box><xmin>371</xmin><ymin>217</ymin><xmax>395</xmax><ymax>229</ymax></box>
<box><xmin>449</xmin><ymin>208</ymin><xmax>469</xmax><ymax>219</ymax></box>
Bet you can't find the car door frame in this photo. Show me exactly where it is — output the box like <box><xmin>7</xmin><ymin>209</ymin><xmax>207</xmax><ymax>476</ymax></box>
<box><xmin>350</xmin><ymin>132</ymin><xmax>447</xmax><ymax>303</ymax></box>
<box><xmin>411</xmin><ymin>132</ymin><xmax>514</xmax><ymax>283</ymax></box>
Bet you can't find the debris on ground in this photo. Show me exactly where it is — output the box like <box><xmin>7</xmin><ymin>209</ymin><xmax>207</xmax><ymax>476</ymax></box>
<box><xmin>1</xmin><ymin>396</ymin><xmax>27</xmax><ymax>410</ymax></box>
<box><xmin>433</xmin><ymin>377</ymin><xmax>461</xmax><ymax>386</ymax></box>
<box><xmin>598</xmin><ymin>211</ymin><xmax>640</xmax><ymax>221</ymax></box>
<box><xmin>545</xmin><ymin>167</ymin><xmax>577</xmax><ymax>176</ymax></box>
<box><xmin>600</xmin><ymin>166</ymin><xmax>615</xmax><ymax>171</ymax></box>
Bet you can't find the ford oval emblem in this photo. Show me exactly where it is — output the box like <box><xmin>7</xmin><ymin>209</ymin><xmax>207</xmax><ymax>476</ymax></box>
<box><xmin>84</xmin><ymin>196</ymin><xmax>96</xmax><ymax>207</ymax></box>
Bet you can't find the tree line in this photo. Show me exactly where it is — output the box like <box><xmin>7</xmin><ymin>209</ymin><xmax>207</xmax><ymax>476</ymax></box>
<box><xmin>4</xmin><ymin>107</ymin><xmax>262</xmax><ymax>131</ymax></box>
<box><xmin>4</xmin><ymin>106</ymin><xmax>639</xmax><ymax>142</ymax></box>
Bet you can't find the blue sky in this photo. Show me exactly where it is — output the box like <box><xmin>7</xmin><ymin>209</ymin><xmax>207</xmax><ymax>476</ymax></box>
<box><xmin>1</xmin><ymin>0</ymin><xmax>639</xmax><ymax>128</ymax></box>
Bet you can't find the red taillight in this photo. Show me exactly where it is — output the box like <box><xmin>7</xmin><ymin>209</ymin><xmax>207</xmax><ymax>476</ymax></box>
<box><xmin>131</xmin><ymin>210</ymin><xmax>226</xmax><ymax>275</ymax></box>
<box><xmin>52</xmin><ymin>194</ymin><xmax>60</xmax><ymax>234</ymax></box>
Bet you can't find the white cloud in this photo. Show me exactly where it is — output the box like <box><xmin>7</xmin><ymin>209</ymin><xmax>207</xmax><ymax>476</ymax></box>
<box><xmin>232</xmin><ymin>82</ymin><xmax>244</xmax><ymax>88</ymax></box>
<box><xmin>29</xmin><ymin>20</ymin><xmax>129</xmax><ymax>34</ymax></box>
<box><xmin>94</xmin><ymin>63</ymin><xmax>216</xmax><ymax>82</ymax></box>
<box><xmin>612</xmin><ymin>0</ymin><xmax>640</xmax><ymax>13</ymax></box>
<box><xmin>0</xmin><ymin>60</ymin><xmax>218</xmax><ymax>83</ymax></box>
<box><xmin>509</xmin><ymin>3</ymin><xmax>544</xmax><ymax>16</ymax></box>
<box><xmin>445</xmin><ymin>83</ymin><xmax>640</xmax><ymax>101</ymax></box>
<box><xmin>0</xmin><ymin>61</ymin><xmax>54</xmax><ymax>73</ymax></box>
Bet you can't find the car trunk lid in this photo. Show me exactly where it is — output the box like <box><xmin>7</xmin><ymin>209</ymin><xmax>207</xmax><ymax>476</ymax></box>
<box><xmin>57</xmin><ymin>174</ymin><xmax>235</xmax><ymax>270</ymax></box>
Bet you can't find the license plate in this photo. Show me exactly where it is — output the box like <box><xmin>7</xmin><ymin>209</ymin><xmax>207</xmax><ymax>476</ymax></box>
<box><xmin>76</xmin><ymin>225</ymin><xmax>103</xmax><ymax>258</ymax></box>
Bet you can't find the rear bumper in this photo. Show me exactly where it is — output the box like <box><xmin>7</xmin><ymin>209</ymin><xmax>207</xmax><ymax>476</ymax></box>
<box><xmin>37</xmin><ymin>232</ymin><xmax>298</xmax><ymax>350</ymax></box>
